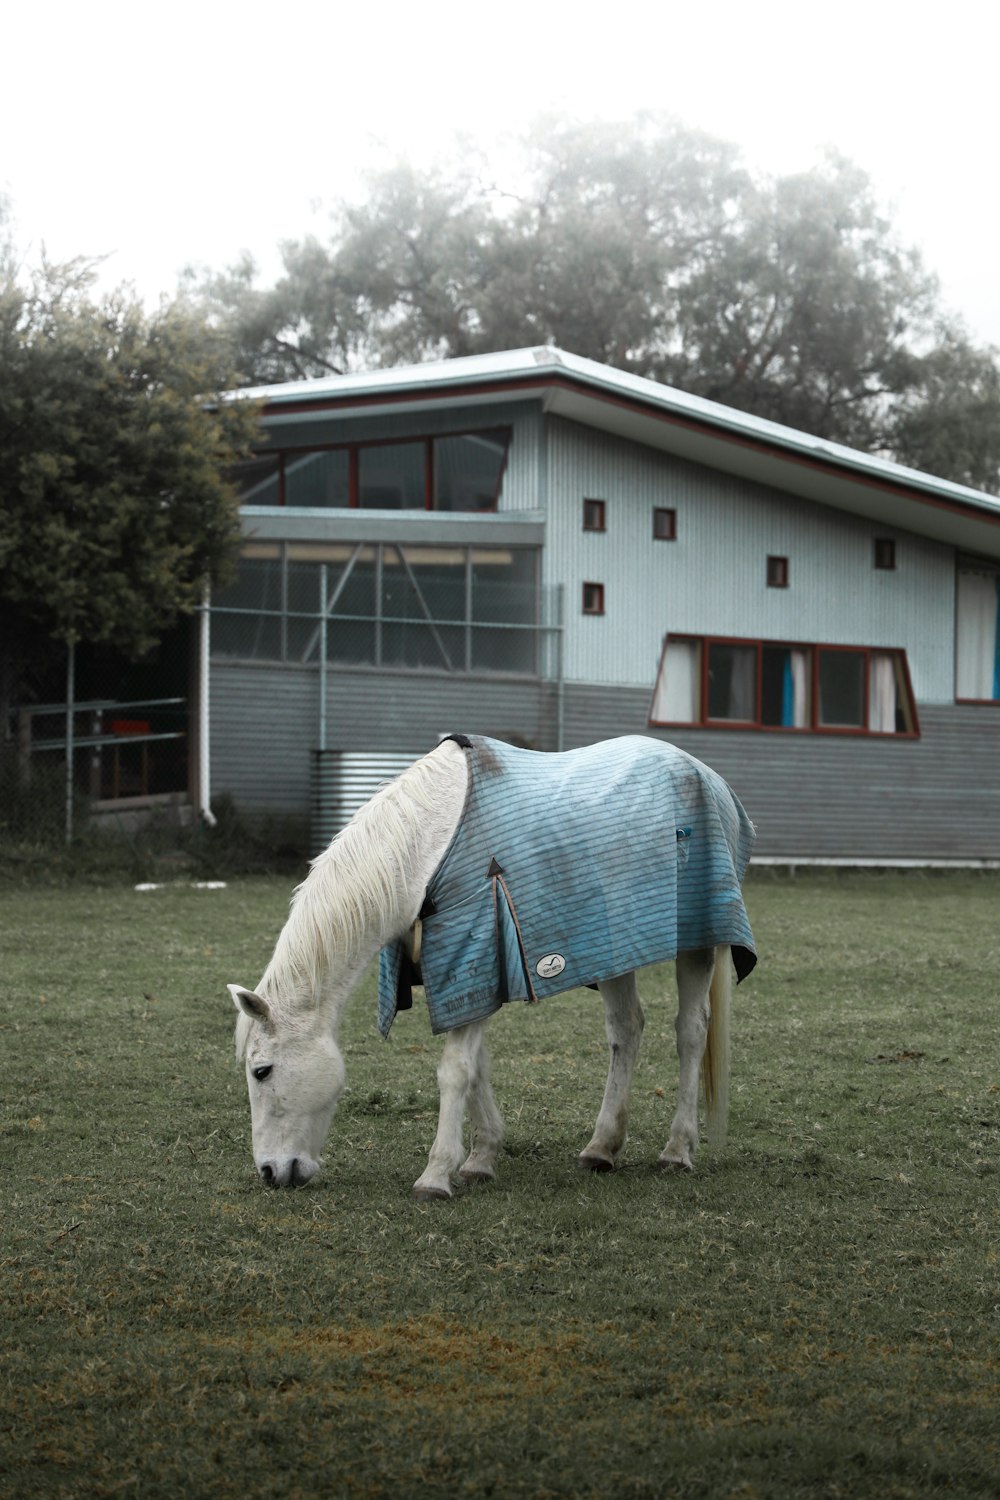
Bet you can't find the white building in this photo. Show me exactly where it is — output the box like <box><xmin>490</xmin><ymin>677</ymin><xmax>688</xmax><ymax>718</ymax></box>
<box><xmin>208</xmin><ymin>347</ymin><xmax>1000</xmax><ymax>863</ymax></box>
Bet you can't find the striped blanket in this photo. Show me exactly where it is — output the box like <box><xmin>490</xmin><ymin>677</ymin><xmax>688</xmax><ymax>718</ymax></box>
<box><xmin>378</xmin><ymin>735</ymin><xmax>756</xmax><ymax>1037</ymax></box>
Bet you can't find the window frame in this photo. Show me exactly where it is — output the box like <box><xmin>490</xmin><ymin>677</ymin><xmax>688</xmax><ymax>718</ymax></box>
<box><xmin>653</xmin><ymin>507</ymin><xmax>677</xmax><ymax>541</ymax></box>
<box><xmin>582</xmin><ymin>581</ymin><xmax>605</xmax><ymax>616</ymax></box>
<box><xmin>582</xmin><ymin>498</ymin><xmax>607</xmax><ymax>532</ymax></box>
<box><xmin>766</xmin><ymin>555</ymin><xmax>789</xmax><ymax>588</ymax></box>
<box><xmin>237</xmin><ymin>427</ymin><xmax>512</xmax><ymax>513</ymax></box>
<box><xmin>649</xmin><ymin>633</ymin><xmax>919</xmax><ymax>738</ymax></box>
<box><xmin>874</xmin><ymin>538</ymin><xmax>896</xmax><ymax>571</ymax></box>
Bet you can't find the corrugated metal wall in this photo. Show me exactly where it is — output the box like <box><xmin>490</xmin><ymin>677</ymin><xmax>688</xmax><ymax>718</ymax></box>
<box><xmin>560</xmin><ymin>681</ymin><xmax>1000</xmax><ymax>862</ymax></box>
<box><xmin>211</xmin><ymin>658</ymin><xmax>999</xmax><ymax>861</ymax></box>
<box><xmin>545</xmin><ymin>417</ymin><xmax>956</xmax><ymax>702</ymax></box>
<box><xmin>210</xmin><ymin>661</ymin><xmax>556</xmax><ymax>812</ymax></box>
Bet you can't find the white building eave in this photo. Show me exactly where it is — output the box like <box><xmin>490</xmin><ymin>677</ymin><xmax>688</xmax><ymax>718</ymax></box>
<box><xmin>231</xmin><ymin>347</ymin><xmax>1000</xmax><ymax>561</ymax></box>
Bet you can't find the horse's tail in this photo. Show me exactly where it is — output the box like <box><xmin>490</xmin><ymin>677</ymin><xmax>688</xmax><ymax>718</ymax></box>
<box><xmin>701</xmin><ymin>944</ymin><xmax>732</xmax><ymax>1149</ymax></box>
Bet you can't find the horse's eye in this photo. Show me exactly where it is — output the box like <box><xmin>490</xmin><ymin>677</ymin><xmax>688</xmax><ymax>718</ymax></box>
<box><xmin>252</xmin><ymin>1065</ymin><xmax>273</xmax><ymax>1082</ymax></box>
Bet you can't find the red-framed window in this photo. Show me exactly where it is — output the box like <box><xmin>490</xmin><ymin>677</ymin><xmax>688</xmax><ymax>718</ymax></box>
<box><xmin>649</xmin><ymin>634</ymin><xmax>919</xmax><ymax>736</ymax></box>
<box><xmin>653</xmin><ymin>508</ymin><xmax>677</xmax><ymax>541</ymax></box>
<box><xmin>234</xmin><ymin>427</ymin><xmax>512</xmax><ymax>513</ymax></box>
<box><xmin>583</xmin><ymin>498</ymin><xmax>607</xmax><ymax>531</ymax></box>
<box><xmin>582</xmin><ymin>582</ymin><xmax>605</xmax><ymax>615</ymax></box>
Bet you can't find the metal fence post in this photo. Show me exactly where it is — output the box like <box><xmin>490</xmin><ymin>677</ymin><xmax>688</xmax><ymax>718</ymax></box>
<box><xmin>64</xmin><ymin>639</ymin><xmax>75</xmax><ymax>846</ymax></box>
<box><xmin>556</xmin><ymin>584</ymin><xmax>565</xmax><ymax>752</ymax></box>
<box><xmin>318</xmin><ymin>564</ymin><xmax>328</xmax><ymax>753</ymax></box>
<box><xmin>199</xmin><ymin>589</ymin><xmax>217</xmax><ymax>826</ymax></box>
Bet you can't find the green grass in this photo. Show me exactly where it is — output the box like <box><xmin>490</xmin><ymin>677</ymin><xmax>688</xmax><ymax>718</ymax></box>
<box><xmin>2</xmin><ymin>872</ymin><xmax>999</xmax><ymax>1499</ymax></box>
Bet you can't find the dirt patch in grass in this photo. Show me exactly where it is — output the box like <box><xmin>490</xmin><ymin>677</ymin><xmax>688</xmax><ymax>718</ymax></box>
<box><xmin>13</xmin><ymin>1311</ymin><xmax>1000</xmax><ymax>1498</ymax></box>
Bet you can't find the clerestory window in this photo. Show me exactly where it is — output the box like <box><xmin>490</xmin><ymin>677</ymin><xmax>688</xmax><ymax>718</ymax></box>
<box><xmin>233</xmin><ymin>428</ymin><xmax>511</xmax><ymax>513</ymax></box>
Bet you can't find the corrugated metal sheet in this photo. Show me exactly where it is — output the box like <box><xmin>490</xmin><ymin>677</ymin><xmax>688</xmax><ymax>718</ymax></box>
<box><xmin>311</xmin><ymin>749</ymin><xmax>417</xmax><ymax>854</ymax></box>
<box><xmin>560</xmin><ymin>682</ymin><xmax>1000</xmax><ymax>862</ymax></box>
<box><xmin>210</xmin><ymin>665</ymin><xmax>315</xmax><ymax>812</ymax></box>
<box><xmin>545</xmin><ymin>416</ymin><xmax>956</xmax><ymax>700</ymax></box>
<box><xmin>210</xmin><ymin>661</ymin><xmax>557</xmax><ymax>812</ymax></box>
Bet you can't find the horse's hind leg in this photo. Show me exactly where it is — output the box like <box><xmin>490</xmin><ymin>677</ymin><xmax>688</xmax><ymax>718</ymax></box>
<box><xmin>660</xmin><ymin>947</ymin><xmax>715</xmax><ymax>1171</ymax></box>
<box><xmin>413</xmin><ymin>1020</ymin><xmax>493</xmax><ymax>1201</ymax></box>
<box><xmin>579</xmin><ymin>971</ymin><xmax>644</xmax><ymax>1172</ymax></box>
<box><xmin>459</xmin><ymin>1038</ymin><xmax>504</xmax><ymax>1184</ymax></box>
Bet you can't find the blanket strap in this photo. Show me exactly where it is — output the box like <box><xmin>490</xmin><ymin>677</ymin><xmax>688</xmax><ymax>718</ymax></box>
<box><xmin>394</xmin><ymin>890</ymin><xmax>440</xmax><ymax>1012</ymax></box>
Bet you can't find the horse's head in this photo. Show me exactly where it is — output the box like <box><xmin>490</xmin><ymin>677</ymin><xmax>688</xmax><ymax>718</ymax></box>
<box><xmin>228</xmin><ymin>984</ymin><xmax>346</xmax><ymax>1188</ymax></box>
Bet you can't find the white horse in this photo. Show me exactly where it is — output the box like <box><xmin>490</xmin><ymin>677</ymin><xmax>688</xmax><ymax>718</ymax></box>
<box><xmin>228</xmin><ymin>735</ymin><xmax>755</xmax><ymax>1198</ymax></box>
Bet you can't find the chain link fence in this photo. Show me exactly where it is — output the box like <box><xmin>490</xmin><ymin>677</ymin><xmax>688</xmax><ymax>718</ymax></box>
<box><xmin>209</xmin><ymin>540</ymin><xmax>559</xmax><ymax>676</ymax></box>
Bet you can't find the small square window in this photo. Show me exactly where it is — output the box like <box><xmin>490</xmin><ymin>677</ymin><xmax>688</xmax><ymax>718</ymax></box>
<box><xmin>583</xmin><ymin>498</ymin><xmax>606</xmax><ymax>532</ymax></box>
<box><xmin>582</xmin><ymin>582</ymin><xmax>605</xmax><ymax>615</ymax></box>
<box><xmin>874</xmin><ymin>538</ymin><xmax>896</xmax><ymax>570</ymax></box>
<box><xmin>767</xmin><ymin>555</ymin><xmax>789</xmax><ymax>588</ymax></box>
<box><xmin>653</xmin><ymin>507</ymin><xmax>676</xmax><ymax>541</ymax></box>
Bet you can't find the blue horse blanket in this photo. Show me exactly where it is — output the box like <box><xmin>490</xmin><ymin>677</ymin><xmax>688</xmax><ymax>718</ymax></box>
<box><xmin>378</xmin><ymin>735</ymin><xmax>756</xmax><ymax>1038</ymax></box>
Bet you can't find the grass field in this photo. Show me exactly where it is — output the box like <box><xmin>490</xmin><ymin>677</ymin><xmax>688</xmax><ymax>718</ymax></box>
<box><xmin>2</xmin><ymin>871</ymin><xmax>998</xmax><ymax>1499</ymax></box>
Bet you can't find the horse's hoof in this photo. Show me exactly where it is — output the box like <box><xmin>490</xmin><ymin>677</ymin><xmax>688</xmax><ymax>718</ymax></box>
<box><xmin>412</xmin><ymin>1185</ymin><xmax>452</xmax><ymax>1202</ymax></box>
<box><xmin>458</xmin><ymin>1168</ymin><xmax>495</xmax><ymax>1185</ymax></box>
<box><xmin>657</xmin><ymin>1155</ymin><xmax>693</xmax><ymax>1173</ymax></box>
<box><xmin>577</xmin><ymin>1151</ymin><xmax>615</xmax><ymax>1173</ymax></box>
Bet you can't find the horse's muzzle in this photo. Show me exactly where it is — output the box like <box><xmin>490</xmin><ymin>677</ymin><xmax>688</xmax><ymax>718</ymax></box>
<box><xmin>257</xmin><ymin>1156</ymin><xmax>319</xmax><ymax>1188</ymax></box>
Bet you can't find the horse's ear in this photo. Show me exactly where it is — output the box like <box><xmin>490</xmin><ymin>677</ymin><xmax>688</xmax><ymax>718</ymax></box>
<box><xmin>228</xmin><ymin>984</ymin><xmax>273</xmax><ymax>1027</ymax></box>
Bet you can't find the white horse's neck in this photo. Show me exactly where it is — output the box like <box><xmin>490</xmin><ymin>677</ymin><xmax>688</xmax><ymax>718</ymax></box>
<box><xmin>258</xmin><ymin>739</ymin><xmax>468</xmax><ymax>1028</ymax></box>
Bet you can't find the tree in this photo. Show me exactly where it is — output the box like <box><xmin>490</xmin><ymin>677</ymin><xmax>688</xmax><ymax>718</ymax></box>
<box><xmin>654</xmin><ymin>153</ymin><xmax>942</xmax><ymax>451</ymax></box>
<box><xmin>184</xmin><ymin>116</ymin><xmax>751</xmax><ymax>379</ymax></box>
<box><xmin>887</xmin><ymin>324</ymin><xmax>1000</xmax><ymax>491</ymax></box>
<box><xmin>182</xmin><ymin>158</ymin><xmax>522</xmax><ymax>379</ymax></box>
<box><xmin>500</xmin><ymin>114</ymin><xmax>751</xmax><ymax>369</ymax></box>
<box><xmin>0</xmin><ymin>244</ymin><xmax>260</xmax><ymax>761</ymax></box>
<box><xmin>185</xmin><ymin>114</ymin><xmax>1000</xmax><ymax>493</ymax></box>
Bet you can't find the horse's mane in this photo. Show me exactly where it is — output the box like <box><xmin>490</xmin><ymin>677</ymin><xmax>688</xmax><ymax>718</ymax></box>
<box><xmin>235</xmin><ymin>747</ymin><xmax>455</xmax><ymax>1058</ymax></box>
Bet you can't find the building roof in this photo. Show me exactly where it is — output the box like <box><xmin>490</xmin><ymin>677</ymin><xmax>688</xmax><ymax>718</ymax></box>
<box><xmin>233</xmin><ymin>346</ymin><xmax>1000</xmax><ymax>560</ymax></box>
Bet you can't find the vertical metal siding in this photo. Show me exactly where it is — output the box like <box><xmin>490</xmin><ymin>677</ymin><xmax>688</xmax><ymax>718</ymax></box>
<box><xmin>502</xmin><ymin>406</ymin><xmax>545</xmax><ymax>513</ymax></box>
<box><xmin>311</xmin><ymin>749</ymin><xmax>419</xmax><ymax>853</ymax></box>
<box><xmin>209</xmin><ymin>664</ymin><xmax>316</xmax><ymax>811</ymax></box>
<box><xmin>544</xmin><ymin>416</ymin><xmax>956</xmax><ymax>701</ymax></box>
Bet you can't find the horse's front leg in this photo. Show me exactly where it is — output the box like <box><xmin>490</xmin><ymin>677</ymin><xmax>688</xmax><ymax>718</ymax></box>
<box><xmin>413</xmin><ymin>1020</ymin><xmax>494</xmax><ymax>1201</ymax></box>
<box><xmin>660</xmin><ymin>947</ymin><xmax>715</xmax><ymax>1171</ymax></box>
<box><xmin>579</xmin><ymin>971</ymin><xmax>644</xmax><ymax>1172</ymax></box>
